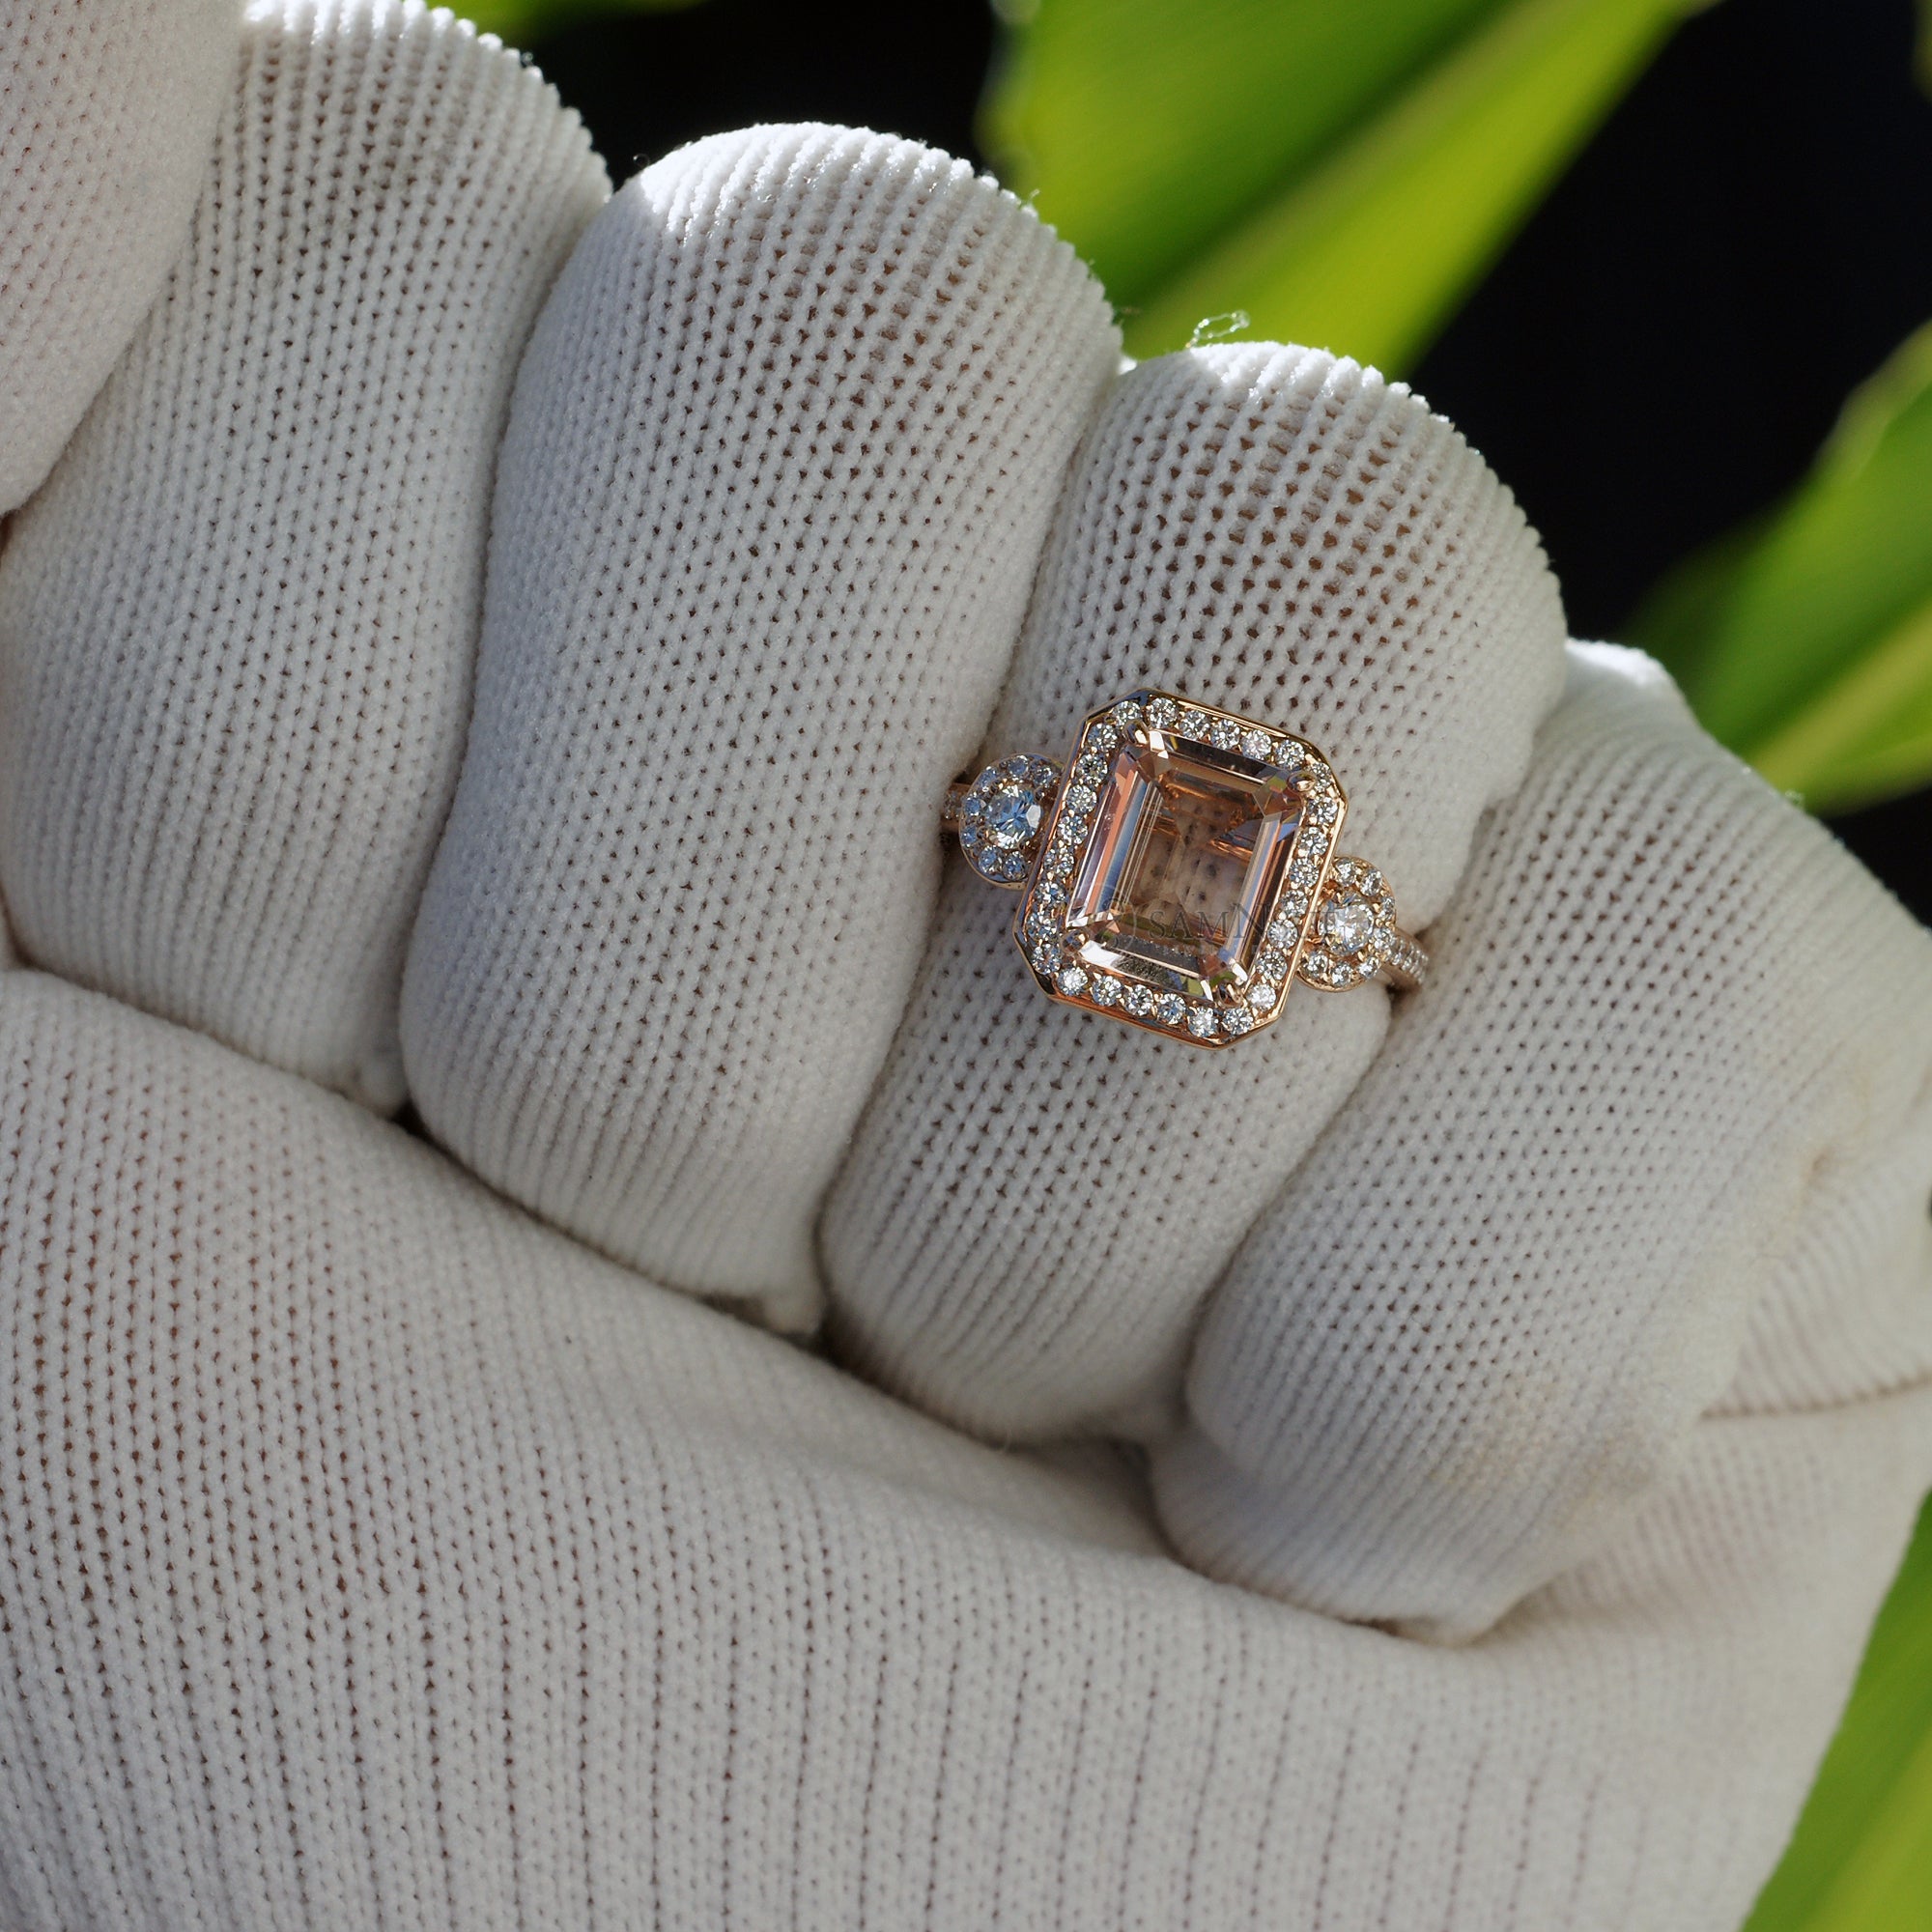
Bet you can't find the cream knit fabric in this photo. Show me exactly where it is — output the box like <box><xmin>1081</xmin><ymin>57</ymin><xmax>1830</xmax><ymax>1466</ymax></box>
<box><xmin>1155</xmin><ymin>645</ymin><xmax>1932</xmax><ymax>1639</ymax></box>
<box><xmin>400</xmin><ymin>124</ymin><xmax>1121</xmax><ymax>1326</ymax></box>
<box><xmin>0</xmin><ymin>0</ymin><xmax>235</xmax><ymax>512</ymax></box>
<box><xmin>3</xmin><ymin>965</ymin><xmax>1929</xmax><ymax>1931</ymax></box>
<box><xmin>821</xmin><ymin>344</ymin><xmax>1567</xmax><ymax>1441</ymax></box>
<box><xmin>0</xmin><ymin>0</ymin><xmax>608</xmax><ymax>1108</ymax></box>
<box><xmin>4</xmin><ymin>4</ymin><xmax>1932</xmax><ymax>1926</ymax></box>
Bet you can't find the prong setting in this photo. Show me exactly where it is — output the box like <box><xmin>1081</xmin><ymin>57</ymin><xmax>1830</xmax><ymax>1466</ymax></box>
<box><xmin>953</xmin><ymin>753</ymin><xmax>1063</xmax><ymax>887</ymax></box>
<box><xmin>1298</xmin><ymin>856</ymin><xmax>1416</xmax><ymax>991</ymax></box>
<box><xmin>1012</xmin><ymin>689</ymin><xmax>1348</xmax><ymax>1047</ymax></box>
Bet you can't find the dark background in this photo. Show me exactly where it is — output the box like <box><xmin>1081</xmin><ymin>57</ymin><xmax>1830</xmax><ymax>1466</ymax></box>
<box><xmin>532</xmin><ymin>0</ymin><xmax>1932</xmax><ymax>919</ymax></box>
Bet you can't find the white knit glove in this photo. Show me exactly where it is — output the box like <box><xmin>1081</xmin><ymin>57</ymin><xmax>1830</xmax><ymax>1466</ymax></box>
<box><xmin>5</xmin><ymin>5</ymin><xmax>1931</xmax><ymax>1927</ymax></box>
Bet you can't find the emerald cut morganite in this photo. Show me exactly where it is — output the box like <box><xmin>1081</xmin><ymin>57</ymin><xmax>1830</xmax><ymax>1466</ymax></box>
<box><xmin>1065</xmin><ymin>728</ymin><xmax>1302</xmax><ymax>1003</ymax></box>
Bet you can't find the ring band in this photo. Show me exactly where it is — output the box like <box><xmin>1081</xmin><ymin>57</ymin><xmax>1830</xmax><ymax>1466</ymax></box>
<box><xmin>944</xmin><ymin>690</ymin><xmax>1428</xmax><ymax>1046</ymax></box>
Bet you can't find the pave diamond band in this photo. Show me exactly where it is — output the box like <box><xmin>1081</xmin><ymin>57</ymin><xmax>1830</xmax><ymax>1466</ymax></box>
<box><xmin>943</xmin><ymin>689</ymin><xmax>1428</xmax><ymax>1047</ymax></box>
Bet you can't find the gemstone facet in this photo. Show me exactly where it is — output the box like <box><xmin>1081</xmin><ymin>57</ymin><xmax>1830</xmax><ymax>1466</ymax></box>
<box><xmin>1320</xmin><ymin>892</ymin><xmax>1377</xmax><ymax>958</ymax></box>
<box><xmin>985</xmin><ymin>786</ymin><xmax>1040</xmax><ymax>849</ymax></box>
<box><xmin>1295</xmin><ymin>856</ymin><xmax>1401</xmax><ymax>992</ymax></box>
<box><xmin>1013</xmin><ymin>691</ymin><xmax>1352</xmax><ymax>1044</ymax></box>
<box><xmin>1065</xmin><ymin>727</ymin><xmax>1304</xmax><ymax>1003</ymax></box>
<box><xmin>956</xmin><ymin>753</ymin><xmax>1062</xmax><ymax>888</ymax></box>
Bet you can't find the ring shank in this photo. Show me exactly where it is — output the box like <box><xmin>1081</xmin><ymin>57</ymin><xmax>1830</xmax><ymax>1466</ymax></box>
<box><xmin>1374</xmin><ymin>929</ymin><xmax>1429</xmax><ymax>992</ymax></box>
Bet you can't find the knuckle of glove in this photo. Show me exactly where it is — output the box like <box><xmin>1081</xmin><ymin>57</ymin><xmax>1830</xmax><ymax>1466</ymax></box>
<box><xmin>0</xmin><ymin>0</ymin><xmax>235</xmax><ymax>513</ymax></box>
<box><xmin>822</xmin><ymin>346</ymin><xmax>1568</xmax><ymax>1441</ymax></box>
<box><xmin>1156</xmin><ymin>644</ymin><xmax>1932</xmax><ymax>1640</ymax></box>
<box><xmin>0</xmin><ymin>2</ymin><xmax>608</xmax><ymax>1109</ymax></box>
<box><xmin>399</xmin><ymin>123</ymin><xmax>1120</xmax><ymax>1331</ymax></box>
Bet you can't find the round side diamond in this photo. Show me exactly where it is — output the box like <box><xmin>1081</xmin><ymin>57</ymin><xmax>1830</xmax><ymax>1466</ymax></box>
<box><xmin>1179</xmin><ymin>706</ymin><xmax>1209</xmax><ymax>739</ymax></box>
<box><xmin>1208</xmin><ymin>718</ymin><xmax>1240</xmax><ymax>751</ymax></box>
<box><xmin>1221</xmin><ymin>1006</ymin><xmax>1254</xmax><ymax>1037</ymax></box>
<box><xmin>1247</xmin><ymin>978</ymin><xmax>1280</xmax><ymax>1013</ymax></box>
<box><xmin>1089</xmin><ymin>975</ymin><xmax>1121</xmax><ymax>1008</ymax></box>
<box><xmin>1240</xmin><ymin>726</ymin><xmax>1273</xmax><ymax>760</ymax></box>
<box><xmin>1123</xmin><ymin>983</ymin><xmax>1155</xmax><ymax>1018</ymax></box>
<box><xmin>1056</xmin><ymin>965</ymin><xmax>1089</xmax><ymax>998</ymax></box>
<box><xmin>1186</xmin><ymin>1005</ymin><xmax>1218</xmax><ymax>1037</ymax></box>
<box><xmin>984</xmin><ymin>784</ymin><xmax>1041</xmax><ymax>849</ymax></box>
<box><xmin>1063</xmin><ymin>782</ymin><xmax>1097</xmax><ymax>821</ymax></box>
<box><xmin>1147</xmin><ymin>696</ymin><xmax>1180</xmax><ymax>728</ymax></box>
<box><xmin>1154</xmin><ymin>991</ymin><xmax>1186</xmax><ymax>1026</ymax></box>
<box><xmin>1110</xmin><ymin>699</ymin><xmax>1145</xmax><ymax>730</ymax></box>
<box><xmin>1321</xmin><ymin>892</ymin><xmax>1377</xmax><ymax>958</ymax></box>
<box><xmin>960</xmin><ymin>754</ymin><xmax>1061</xmax><ymax>887</ymax></box>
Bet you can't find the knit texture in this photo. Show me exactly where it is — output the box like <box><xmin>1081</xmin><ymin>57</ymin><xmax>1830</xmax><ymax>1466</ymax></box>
<box><xmin>3</xmin><ymin>965</ymin><xmax>1927</xmax><ymax>1931</ymax></box>
<box><xmin>401</xmin><ymin>125</ymin><xmax>1121</xmax><ymax>1327</ymax></box>
<box><xmin>0</xmin><ymin>0</ymin><xmax>235</xmax><ymax>512</ymax></box>
<box><xmin>6</xmin><ymin>10</ymin><xmax>1932</xmax><ymax>1921</ymax></box>
<box><xmin>822</xmin><ymin>345</ymin><xmax>1568</xmax><ymax>1441</ymax></box>
<box><xmin>1153</xmin><ymin>645</ymin><xmax>1932</xmax><ymax>1639</ymax></box>
<box><xmin>0</xmin><ymin>0</ymin><xmax>609</xmax><ymax>1108</ymax></box>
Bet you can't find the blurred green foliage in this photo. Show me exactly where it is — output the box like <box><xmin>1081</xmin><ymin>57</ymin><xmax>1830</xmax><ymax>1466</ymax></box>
<box><xmin>986</xmin><ymin>0</ymin><xmax>1932</xmax><ymax>815</ymax></box>
<box><xmin>1745</xmin><ymin>1496</ymin><xmax>1932</xmax><ymax>1932</ymax></box>
<box><xmin>456</xmin><ymin>1</ymin><xmax>1932</xmax><ymax>1922</ymax></box>
<box><xmin>1634</xmin><ymin>323</ymin><xmax>1932</xmax><ymax>813</ymax></box>
<box><xmin>985</xmin><ymin>0</ymin><xmax>1708</xmax><ymax>374</ymax></box>
<box><xmin>984</xmin><ymin>0</ymin><xmax>1498</xmax><ymax>340</ymax></box>
<box><xmin>460</xmin><ymin>0</ymin><xmax>700</xmax><ymax>48</ymax></box>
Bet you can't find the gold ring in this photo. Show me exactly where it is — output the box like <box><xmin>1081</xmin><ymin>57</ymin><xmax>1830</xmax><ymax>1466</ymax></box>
<box><xmin>944</xmin><ymin>690</ymin><xmax>1428</xmax><ymax>1047</ymax></box>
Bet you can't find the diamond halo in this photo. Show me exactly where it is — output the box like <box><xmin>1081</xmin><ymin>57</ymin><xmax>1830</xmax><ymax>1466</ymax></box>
<box><xmin>952</xmin><ymin>753</ymin><xmax>1063</xmax><ymax>887</ymax></box>
<box><xmin>948</xmin><ymin>690</ymin><xmax>1426</xmax><ymax>1045</ymax></box>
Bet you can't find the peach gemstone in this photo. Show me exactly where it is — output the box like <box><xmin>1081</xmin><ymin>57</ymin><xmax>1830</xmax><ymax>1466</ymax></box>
<box><xmin>1066</xmin><ymin>729</ymin><xmax>1302</xmax><ymax>1002</ymax></box>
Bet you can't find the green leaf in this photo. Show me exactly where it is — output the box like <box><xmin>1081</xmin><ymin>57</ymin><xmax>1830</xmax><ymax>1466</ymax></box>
<box><xmin>1745</xmin><ymin>1497</ymin><xmax>1932</xmax><ymax>1932</ymax></box>
<box><xmin>1631</xmin><ymin>320</ymin><xmax>1932</xmax><ymax>813</ymax></box>
<box><xmin>455</xmin><ymin>0</ymin><xmax>706</xmax><ymax>49</ymax></box>
<box><xmin>986</xmin><ymin>0</ymin><xmax>1711</xmax><ymax>374</ymax></box>
<box><xmin>984</xmin><ymin>0</ymin><xmax>1508</xmax><ymax>316</ymax></box>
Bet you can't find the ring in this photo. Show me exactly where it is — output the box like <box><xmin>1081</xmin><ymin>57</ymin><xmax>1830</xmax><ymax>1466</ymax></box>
<box><xmin>943</xmin><ymin>690</ymin><xmax>1428</xmax><ymax>1047</ymax></box>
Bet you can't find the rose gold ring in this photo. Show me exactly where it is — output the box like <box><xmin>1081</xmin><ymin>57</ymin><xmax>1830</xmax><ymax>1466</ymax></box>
<box><xmin>943</xmin><ymin>689</ymin><xmax>1428</xmax><ymax>1048</ymax></box>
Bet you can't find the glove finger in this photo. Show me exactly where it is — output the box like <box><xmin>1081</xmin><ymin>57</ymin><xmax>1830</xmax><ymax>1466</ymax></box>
<box><xmin>0</xmin><ymin>0</ymin><xmax>607</xmax><ymax>1108</ymax></box>
<box><xmin>0</xmin><ymin>0</ymin><xmax>235</xmax><ymax>514</ymax></box>
<box><xmin>4</xmin><ymin>963</ymin><xmax>1926</xmax><ymax>1929</ymax></box>
<box><xmin>1723</xmin><ymin>1009</ymin><xmax>1932</xmax><ymax>1411</ymax></box>
<box><xmin>1155</xmin><ymin>643</ymin><xmax>1932</xmax><ymax>1641</ymax></box>
<box><xmin>820</xmin><ymin>346</ymin><xmax>1567</xmax><ymax>1438</ymax></box>
<box><xmin>399</xmin><ymin>126</ymin><xmax>1120</xmax><ymax>1332</ymax></box>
